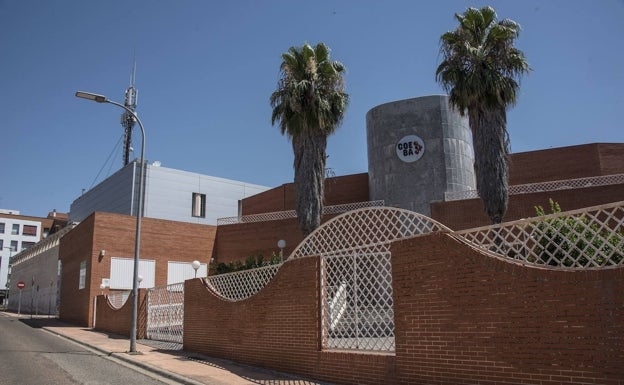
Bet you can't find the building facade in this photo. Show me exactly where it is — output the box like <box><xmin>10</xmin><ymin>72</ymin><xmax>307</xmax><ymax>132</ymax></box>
<box><xmin>7</xmin><ymin>224</ymin><xmax>75</xmax><ymax>314</ymax></box>
<box><xmin>59</xmin><ymin>211</ymin><xmax>216</xmax><ymax>326</ymax></box>
<box><xmin>69</xmin><ymin>160</ymin><xmax>270</xmax><ymax>225</ymax></box>
<box><xmin>0</xmin><ymin>210</ymin><xmax>61</xmax><ymax>305</ymax></box>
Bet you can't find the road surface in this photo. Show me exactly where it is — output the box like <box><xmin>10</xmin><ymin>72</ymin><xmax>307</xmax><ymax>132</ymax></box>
<box><xmin>0</xmin><ymin>314</ymin><xmax>180</xmax><ymax>384</ymax></box>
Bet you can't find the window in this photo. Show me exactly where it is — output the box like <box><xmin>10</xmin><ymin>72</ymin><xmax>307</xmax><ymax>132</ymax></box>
<box><xmin>21</xmin><ymin>241</ymin><xmax>35</xmax><ymax>250</ymax></box>
<box><xmin>10</xmin><ymin>241</ymin><xmax>17</xmax><ymax>252</ymax></box>
<box><xmin>0</xmin><ymin>223</ymin><xmax>4</xmax><ymax>233</ymax></box>
<box><xmin>192</xmin><ymin>193</ymin><xmax>206</xmax><ymax>218</ymax></box>
<box><xmin>11</xmin><ymin>224</ymin><xmax>19</xmax><ymax>235</ymax></box>
<box><xmin>0</xmin><ymin>240</ymin><xmax>3</xmax><ymax>249</ymax></box>
<box><xmin>79</xmin><ymin>261</ymin><xmax>86</xmax><ymax>290</ymax></box>
<box><xmin>23</xmin><ymin>225</ymin><xmax>37</xmax><ymax>236</ymax></box>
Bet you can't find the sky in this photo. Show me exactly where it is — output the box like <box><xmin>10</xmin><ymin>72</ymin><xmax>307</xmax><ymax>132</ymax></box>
<box><xmin>1</xmin><ymin>0</ymin><xmax>623</xmax><ymax>217</ymax></box>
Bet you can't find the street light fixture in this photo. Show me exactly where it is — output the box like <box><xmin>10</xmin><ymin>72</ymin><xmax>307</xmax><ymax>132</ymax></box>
<box><xmin>191</xmin><ymin>260</ymin><xmax>201</xmax><ymax>278</ymax></box>
<box><xmin>75</xmin><ymin>90</ymin><xmax>146</xmax><ymax>353</ymax></box>
<box><xmin>277</xmin><ymin>239</ymin><xmax>286</xmax><ymax>262</ymax></box>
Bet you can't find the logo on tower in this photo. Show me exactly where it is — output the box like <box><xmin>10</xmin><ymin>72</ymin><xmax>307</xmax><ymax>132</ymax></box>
<box><xmin>396</xmin><ymin>135</ymin><xmax>425</xmax><ymax>163</ymax></box>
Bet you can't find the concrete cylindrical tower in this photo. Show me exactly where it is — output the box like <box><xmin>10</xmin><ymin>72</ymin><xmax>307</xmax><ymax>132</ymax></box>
<box><xmin>366</xmin><ymin>95</ymin><xmax>475</xmax><ymax>216</ymax></box>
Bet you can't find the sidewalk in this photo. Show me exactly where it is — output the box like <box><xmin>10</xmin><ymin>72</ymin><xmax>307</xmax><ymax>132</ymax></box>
<box><xmin>2</xmin><ymin>312</ymin><xmax>331</xmax><ymax>385</ymax></box>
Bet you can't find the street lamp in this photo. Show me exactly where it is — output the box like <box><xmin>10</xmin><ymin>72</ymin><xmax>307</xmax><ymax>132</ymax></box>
<box><xmin>277</xmin><ymin>239</ymin><xmax>286</xmax><ymax>262</ymax></box>
<box><xmin>75</xmin><ymin>91</ymin><xmax>146</xmax><ymax>353</ymax></box>
<box><xmin>191</xmin><ymin>260</ymin><xmax>201</xmax><ymax>278</ymax></box>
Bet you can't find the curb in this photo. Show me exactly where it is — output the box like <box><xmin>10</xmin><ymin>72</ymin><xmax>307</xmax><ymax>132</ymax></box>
<box><xmin>42</xmin><ymin>326</ymin><xmax>206</xmax><ymax>385</ymax></box>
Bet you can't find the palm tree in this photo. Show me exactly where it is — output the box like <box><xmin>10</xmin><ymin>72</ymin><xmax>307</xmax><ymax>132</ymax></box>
<box><xmin>436</xmin><ymin>6</ymin><xmax>529</xmax><ymax>224</ymax></box>
<box><xmin>270</xmin><ymin>43</ymin><xmax>349</xmax><ymax>236</ymax></box>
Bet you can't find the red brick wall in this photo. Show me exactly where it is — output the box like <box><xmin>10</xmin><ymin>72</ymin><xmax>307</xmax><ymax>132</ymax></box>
<box><xmin>214</xmin><ymin>218</ymin><xmax>304</xmax><ymax>265</ymax></box>
<box><xmin>214</xmin><ymin>212</ymin><xmax>349</xmax><ymax>265</ymax></box>
<box><xmin>242</xmin><ymin>184</ymin><xmax>295</xmax><ymax>214</ymax></box>
<box><xmin>392</xmin><ymin>233</ymin><xmax>624</xmax><ymax>385</ymax></box>
<box><xmin>509</xmin><ymin>143</ymin><xmax>604</xmax><ymax>185</ymax></box>
<box><xmin>59</xmin><ymin>214</ymin><xmax>96</xmax><ymax>326</ymax></box>
<box><xmin>431</xmin><ymin>184</ymin><xmax>624</xmax><ymax>230</ymax></box>
<box><xmin>59</xmin><ymin>211</ymin><xmax>216</xmax><ymax>327</ymax></box>
<box><xmin>184</xmin><ymin>258</ymin><xmax>395</xmax><ymax>385</ymax></box>
<box><xmin>597</xmin><ymin>143</ymin><xmax>624</xmax><ymax>176</ymax></box>
<box><xmin>183</xmin><ymin>232</ymin><xmax>624</xmax><ymax>385</ymax></box>
<box><xmin>241</xmin><ymin>173</ymin><xmax>369</xmax><ymax>215</ymax></box>
<box><xmin>93</xmin><ymin>289</ymin><xmax>147</xmax><ymax>338</ymax></box>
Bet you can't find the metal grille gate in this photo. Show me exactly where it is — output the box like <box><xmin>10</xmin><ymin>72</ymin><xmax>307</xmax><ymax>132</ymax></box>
<box><xmin>146</xmin><ymin>282</ymin><xmax>184</xmax><ymax>343</ymax></box>
<box><xmin>290</xmin><ymin>207</ymin><xmax>452</xmax><ymax>352</ymax></box>
<box><xmin>321</xmin><ymin>247</ymin><xmax>395</xmax><ymax>351</ymax></box>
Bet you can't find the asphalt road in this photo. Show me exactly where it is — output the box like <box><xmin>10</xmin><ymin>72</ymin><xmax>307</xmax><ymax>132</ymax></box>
<box><xmin>0</xmin><ymin>314</ymin><xmax>181</xmax><ymax>385</ymax></box>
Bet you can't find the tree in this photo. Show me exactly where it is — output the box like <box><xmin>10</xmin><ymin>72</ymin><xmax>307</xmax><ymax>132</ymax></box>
<box><xmin>270</xmin><ymin>42</ymin><xmax>349</xmax><ymax>236</ymax></box>
<box><xmin>436</xmin><ymin>6</ymin><xmax>529</xmax><ymax>224</ymax></box>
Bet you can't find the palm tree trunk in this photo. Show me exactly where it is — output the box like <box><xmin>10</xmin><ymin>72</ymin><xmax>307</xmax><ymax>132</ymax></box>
<box><xmin>293</xmin><ymin>133</ymin><xmax>327</xmax><ymax>236</ymax></box>
<box><xmin>470</xmin><ymin>107</ymin><xmax>509</xmax><ymax>224</ymax></box>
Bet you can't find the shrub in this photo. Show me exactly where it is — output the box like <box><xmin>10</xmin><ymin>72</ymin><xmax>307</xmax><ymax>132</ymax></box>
<box><xmin>210</xmin><ymin>252</ymin><xmax>282</xmax><ymax>275</ymax></box>
<box><xmin>532</xmin><ymin>199</ymin><xmax>624</xmax><ymax>267</ymax></box>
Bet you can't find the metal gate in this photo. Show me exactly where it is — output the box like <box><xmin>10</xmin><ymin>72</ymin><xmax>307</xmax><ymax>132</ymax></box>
<box><xmin>146</xmin><ymin>282</ymin><xmax>184</xmax><ymax>343</ymax></box>
<box><xmin>290</xmin><ymin>207</ymin><xmax>451</xmax><ymax>352</ymax></box>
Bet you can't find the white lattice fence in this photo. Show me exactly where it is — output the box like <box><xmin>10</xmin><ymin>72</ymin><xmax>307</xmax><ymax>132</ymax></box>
<box><xmin>290</xmin><ymin>207</ymin><xmax>451</xmax><ymax>259</ymax></box>
<box><xmin>146</xmin><ymin>283</ymin><xmax>184</xmax><ymax>343</ymax></box>
<box><xmin>293</xmin><ymin>207</ymin><xmax>450</xmax><ymax>353</ymax></box>
<box><xmin>106</xmin><ymin>291</ymin><xmax>130</xmax><ymax>310</ymax></box>
<box><xmin>456</xmin><ymin>201</ymin><xmax>624</xmax><ymax>268</ymax></box>
<box><xmin>445</xmin><ymin>173</ymin><xmax>624</xmax><ymax>201</ymax></box>
<box><xmin>206</xmin><ymin>207</ymin><xmax>450</xmax><ymax>353</ymax></box>
<box><xmin>204</xmin><ymin>263</ymin><xmax>282</xmax><ymax>301</ymax></box>
<box><xmin>217</xmin><ymin>200</ymin><xmax>385</xmax><ymax>225</ymax></box>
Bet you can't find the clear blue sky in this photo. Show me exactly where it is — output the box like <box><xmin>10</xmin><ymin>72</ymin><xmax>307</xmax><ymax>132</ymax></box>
<box><xmin>1</xmin><ymin>0</ymin><xmax>623</xmax><ymax>217</ymax></box>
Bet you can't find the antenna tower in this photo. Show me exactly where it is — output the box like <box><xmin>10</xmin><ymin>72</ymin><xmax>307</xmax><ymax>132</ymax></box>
<box><xmin>121</xmin><ymin>57</ymin><xmax>138</xmax><ymax>166</ymax></box>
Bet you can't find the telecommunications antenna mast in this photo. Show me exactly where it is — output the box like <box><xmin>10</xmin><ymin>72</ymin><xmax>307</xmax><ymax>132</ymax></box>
<box><xmin>121</xmin><ymin>57</ymin><xmax>138</xmax><ymax>166</ymax></box>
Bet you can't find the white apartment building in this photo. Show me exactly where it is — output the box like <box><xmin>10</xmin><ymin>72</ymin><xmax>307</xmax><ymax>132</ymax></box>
<box><xmin>0</xmin><ymin>209</ymin><xmax>52</xmax><ymax>304</ymax></box>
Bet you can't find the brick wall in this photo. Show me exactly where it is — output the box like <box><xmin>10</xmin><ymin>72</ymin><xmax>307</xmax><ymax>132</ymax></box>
<box><xmin>392</xmin><ymin>233</ymin><xmax>624</xmax><ymax>385</ymax></box>
<box><xmin>59</xmin><ymin>214</ymin><xmax>95</xmax><ymax>326</ymax></box>
<box><xmin>59</xmin><ymin>211</ymin><xmax>216</xmax><ymax>327</ymax></box>
<box><xmin>508</xmin><ymin>143</ymin><xmax>609</xmax><ymax>185</ymax></box>
<box><xmin>597</xmin><ymin>143</ymin><xmax>624</xmax><ymax>175</ymax></box>
<box><xmin>184</xmin><ymin>257</ymin><xmax>395</xmax><ymax>385</ymax></box>
<box><xmin>93</xmin><ymin>289</ymin><xmax>147</xmax><ymax>338</ymax></box>
<box><xmin>183</xmin><ymin>232</ymin><xmax>624</xmax><ymax>385</ymax></box>
<box><xmin>214</xmin><ymin>218</ymin><xmax>303</xmax><ymax>265</ymax></box>
<box><xmin>431</xmin><ymin>184</ymin><xmax>624</xmax><ymax>230</ymax></box>
<box><xmin>241</xmin><ymin>173</ymin><xmax>369</xmax><ymax>215</ymax></box>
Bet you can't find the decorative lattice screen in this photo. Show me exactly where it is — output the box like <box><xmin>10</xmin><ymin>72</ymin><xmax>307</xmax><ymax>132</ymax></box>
<box><xmin>146</xmin><ymin>282</ymin><xmax>184</xmax><ymax>343</ymax></box>
<box><xmin>456</xmin><ymin>201</ymin><xmax>624</xmax><ymax>268</ymax></box>
<box><xmin>292</xmin><ymin>207</ymin><xmax>451</xmax><ymax>353</ymax></box>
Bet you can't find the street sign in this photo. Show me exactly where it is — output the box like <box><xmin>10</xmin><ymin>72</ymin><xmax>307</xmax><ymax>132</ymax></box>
<box><xmin>16</xmin><ymin>281</ymin><xmax>25</xmax><ymax>289</ymax></box>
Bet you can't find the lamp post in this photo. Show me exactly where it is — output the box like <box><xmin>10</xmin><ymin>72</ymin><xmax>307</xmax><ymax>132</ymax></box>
<box><xmin>277</xmin><ymin>240</ymin><xmax>286</xmax><ymax>262</ymax></box>
<box><xmin>191</xmin><ymin>260</ymin><xmax>201</xmax><ymax>278</ymax></box>
<box><xmin>75</xmin><ymin>91</ymin><xmax>146</xmax><ymax>353</ymax></box>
